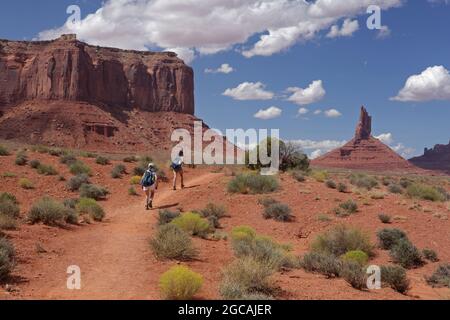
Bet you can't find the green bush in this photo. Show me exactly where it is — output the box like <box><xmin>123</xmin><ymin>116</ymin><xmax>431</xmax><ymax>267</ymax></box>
<box><xmin>69</xmin><ymin>161</ymin><xmax>91</xmax><ymax>176</ymax></box>
<box><xmin>311</xmin><ymin>170</ymin><xmax>329</xmax><ymax>183</ymax></box>
<box><xmin>29</xmin><ymin>159</ymin><xmax>41</xmax><ymax>169</ymax></box>
<box><xmin>228</xmin><ymin>174</ymin><xmax>279</xmax><ymax>194</ymax></box>
<box><xmin>231</xmin><ymin>226</ymin><xmax>257</xmax><ymax>242</ymax></box>
<box><xmin>28</xmin><ymin>197</ymin><xmax>76</xmax><ymax>226</ymax></box>
<box><xmin>150</xmin><ymin>224</ymin><xmax>198</xmax><ymax>260</ymax></box>
<box><xmin>76</xmin><ymin>198</ymin><xmax>105</xmax><ymax>221</ymax></box>
<box><xmin>111</xmin><ymin>164</ymin><xmax>127</xmax><ymax>179</ymax></box>
<box><xmin>200</xmin><ymin>203</ymin><xmax>227</xmax><ymax>228</ymax></box>
<box><xmin>349</xmin><ymin>173</ymin><xmax>378</xmax><ymax>190</ymax></box>
<box><xmin>325</xmin><ymin>180</ymin><xmax>337</xmax><ymax>189</ymax></box>
<box><xmin>19</xmin><ymin>178</ymin><xmax>34</xmax><ymax>190</ymax></box>
<box><xmin>79</xmin><ymin>184</ymin><xmax>109</xmax><ymax>200</ymax></box>
<box><xmin>95</xmin><ymin>156</ymin><xmax>110</xmax><ymax>165</ymax></box>
<box><xmin>0</xmin><ymin>145</ymin><xmax>10</xmax><ymax>156</ymax></box>
<box><xmin>0</xmin><ymin>197</ymin><xmax>20</xmax><ymax>219</ymax></box>
<box><xmin>220</xmin><ymin>257</ymin><xmax>274</xmax><ymax>299</ymax></box>
<box><xmin>301</xmin><ymin>252</ymin><xmax>341</xmax><ymax>278</ymax></box>
<box><xmin>340</xmin><ymin>261</ymin><xmax>367</xmax><ymax>290</ymax></box>
<box><xmin>377</xmin><ymin>228</ymin><xmax>407</xmax><ymax>250</ymax></box>
<box><xmin>128</xmin><ymin>187</ymin><xmax>138</xmax><ymax>196</ymax></box>
<box><xmin>159</xmin><ymin>266</ymin><xmax>203</xmax><ymax>300</ymax></box>
<box><xmin>378</xmin><ymin>213</ymin><xmax>392</xmax><ymax>224</ymax></box>
<box><xmin>158</xmin><ymin>210</ymin><xmax>181</xmax><ymax>225</ymax></box>
<box><xmin>130</xmin><ymin>176</ymin><xmax>142</xmax><ymax>185</ymax></box>
<box><xmin>15</xmin><ymin>151</ymin><xmax>28</xmax><ymax>166</ymax></box>
<box><xmin>263</xmin><ymin>203</ymin><xmax>293</xmax><ymax>222</ymax></box>
<box><xmin>389</xmin><ymin>238</ymin><xmax>423</xmax><ymax>269</ymax></box>
<box><xmin>342</xmin><ymin>250</ymin><xmax>369</xmax><ymax>266</ymax></box>
<box><xmin>388</xmin><ymin>184</ymin><xmax>403</xmax><ymax>194</ymax></box>
<box><xmin>334</xmin><ymin>200</ymin><xmax>358</xmax><ymax>217</ymax></box>
<box><xmin>291</xmin><ymin>171</ymin><xmax>306</xmax><ymax>182</ymax></box>
<box><xmin>171</xmin><ymin>212</ymin><xmax>212</xmax><ymax>238</ymax></box>
<box><xmin>406</xmin><ymin>183</ymin><xmax>446</xmax><ymax>202</ymax></box>
<box><xmin>0</xmin><ymin>193</ymin><xmax>17</xmax><ymax>204</ymax></box>
<box><xmin>426</xmin><ymin>264</ymin><xmax>450</xmax><ymax>288</ymax></box>
<box><xmin>66</xmin><ymin>174</ymin><xmax>90</xmax><ymax>192</ymax></box>
<box><xmin>60</xmin><ymin>154</ymin><xmax>77</xmax><ymax>165</ymax></box>
<box><xmin>381</xmin><ymin>265</ymin><xmax>410</xmax><ymax>294</ymax></box>
<box><xmin>0</xmin><ymin>237</ymin><xmax>15</xmax><ymax>280</ymax></box>
<box><xmin>63</xmin><ymin>198</ymin><xmax>79</xmax><ymax>209</ymax></box>
<box><xmin>422</xmin><ymin>248</ymin><xmax>439</xmax><ymax>262</ymax></box>
<box><xmin>0</xmin><ymin>214</ymin><xmax>17</xmax><ymax>230</ymax></box>
<box><xmin>37</xmin><ymin>164</ymin><xmax>58</xmax><ymax>176</ymax></box>
<box><xmin>311</xmin><ymin>225</ymin><xmax>374</xmax><ymax>257</ymax></box>
<box><xmin>337</xmin><ymin>183</ymin><xmax>348</xmax><ymax>193</ymax></box>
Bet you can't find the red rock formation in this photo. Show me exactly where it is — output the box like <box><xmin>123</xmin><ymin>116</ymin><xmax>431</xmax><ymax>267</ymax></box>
<box><xmin>409</xmin><ymin>141</ymin><xmax>450</xmax><ymax>174</ymax></box>
<box><xmin>312</xmin><ymin>106</ymin><xmax>416</xmax><ymax>171</ymax></box>
<box><xmin>0</xmin><ymin>34</ymin><xmax>194</xmax><ymax>114</ymax></box>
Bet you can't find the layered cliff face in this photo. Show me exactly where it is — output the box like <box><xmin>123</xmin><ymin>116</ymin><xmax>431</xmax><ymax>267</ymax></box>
<box><xmin>0</xmin><ymin>34</ymin><xmax>194</xmax><ymax>114</ymax></box>
<box><xmin>409</xmin><ymin>141</ymin><xmax>450</xmax><ymax>174</ymax></box>
<box><xmin>312</xmin><ymin>107</ymin><xmax>416</xmax><ymax>171</ymax></box>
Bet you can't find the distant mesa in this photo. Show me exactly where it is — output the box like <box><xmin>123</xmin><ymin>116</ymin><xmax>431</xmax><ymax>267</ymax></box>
<box><xmin>410</xmin><ymin>140</ymin><xmax>450</xmax><ymax>174</ymax></box>
<box><xmin>312</xmin><ymin>106</ymin><xmax>416</xmax><ymax>172</ymax></box>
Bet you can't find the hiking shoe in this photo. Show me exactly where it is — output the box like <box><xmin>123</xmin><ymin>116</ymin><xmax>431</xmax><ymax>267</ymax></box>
<box><xmin>173</xmin><ymin>187</ymin><xmax>177</xmax><ymax>191</ymax></box>
<box><xmin>145</xmin><ymin>204</ymin><xmax>149</xmax><ymax>210</ymax></box>
<box><xmin>149</xmin><ymin>201</ymin><xmax>153</xmax><ymax>209</ymax></box>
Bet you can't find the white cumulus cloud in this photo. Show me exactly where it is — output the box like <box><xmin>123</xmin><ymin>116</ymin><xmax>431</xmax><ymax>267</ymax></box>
<box><xmin>327</xmin><ymin>19</ymin><xmax>359</xmax><ymax>38</ymax></box>
<box><xmin>37</xmin><ymin>0</ymin><xmax>403</xmax><ymax>62</ymax></box>
<box><xmin>223</xmin><ymin>82</ymin><xmax>274</xmax><ymax>101</ymax></box>
<box><xmin>375</xmin><ymin>133</ymin><xmax>394</xmax><ymax>144</ymax></box>
<box><xmin>289</xmin><ymin>139</ymin><xmax>347</xmax><ymax>159</ymax></box>
<box><xmin>286</xmin><ymin>80</ymin><xmax>326</xmax><ymax>106</ymax></box>
<box><xmin>254</xmin><ymin>106</ymin><xmax>282</xmax><ymax>120</ymax></box>
<box><xmin>391</xmin><ymin>65</ymin><xmax>450</xmax><ymax>102</ymax></box>
<box><xmin>376</xmin><ymin>26</ymin><xmax>391</xmax><ymax>39</ymax></box>
<box><xmin>205</xmin><ymin>63</ymin><xmax>234</xmax><ymax>74</ymax></box>
<box><xmin>324</xmin><ymin>109</ymin><xmax>342</xmax><ymax>118</ymax></box>
<box><xmin>298</xmin><ymin>107</ymin><xmax>309</xmax><ymax>115</ymax></box>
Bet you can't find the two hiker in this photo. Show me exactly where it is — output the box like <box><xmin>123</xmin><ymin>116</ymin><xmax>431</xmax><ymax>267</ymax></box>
<box><xmin>140</xmin><ymin>151</ymin><xmax>185</xmax><ymax>210</ymax></box>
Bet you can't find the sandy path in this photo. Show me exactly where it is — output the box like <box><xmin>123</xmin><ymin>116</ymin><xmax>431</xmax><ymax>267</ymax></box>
<box><xmin>16</xmin><ymin>172</ymin><xmax>219</xmax><ymax>300</ymax></box>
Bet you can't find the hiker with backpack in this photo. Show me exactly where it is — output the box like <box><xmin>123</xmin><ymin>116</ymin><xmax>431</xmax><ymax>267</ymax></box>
<box><xmin>171</xmin><ymin>150</ymin><xmax>185</xmax><ymax>190</ymax></box>
<box><xmin>140</xmin><ymin>163</ymin><xmax>158</xmax><ymax>210</ymax></box>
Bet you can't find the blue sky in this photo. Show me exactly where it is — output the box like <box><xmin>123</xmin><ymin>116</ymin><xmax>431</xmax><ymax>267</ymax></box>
<box><xmin>1</xmin><ymin>0</ymin><xmax>449</xmax><ymax>158</ymax></box>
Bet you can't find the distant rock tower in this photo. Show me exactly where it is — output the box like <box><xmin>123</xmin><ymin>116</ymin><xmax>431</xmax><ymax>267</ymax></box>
<box><xmin>355</xmin><ymin>106</ymin><xmax>372</xmax><ymax>140</ymax></box>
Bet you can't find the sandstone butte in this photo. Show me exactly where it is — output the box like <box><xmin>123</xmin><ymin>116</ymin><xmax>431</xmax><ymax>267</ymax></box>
<box><xmin>312</xmin><ymin>106</ymin><xmax>418</xmax><ymax>172</ymax></box>
<box><xmin>0</xmin><ymin>34</ymin><xmax>207</xmax><ymax>153</ymax></box>
<box><xmin>410</xmin><ymin>140</ymin><xmax>450</xmax><ymax>174</ymax></box>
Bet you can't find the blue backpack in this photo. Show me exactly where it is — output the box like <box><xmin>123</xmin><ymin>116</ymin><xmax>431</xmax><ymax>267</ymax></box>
<box><xmin>141</xmin><ymin>170</ymin><xmax>156</xmax><ymax>187</ymax></box>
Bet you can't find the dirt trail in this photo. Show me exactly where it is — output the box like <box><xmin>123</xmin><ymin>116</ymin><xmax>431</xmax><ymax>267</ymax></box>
<box><xmin>16</xmin><ymin>172</ymin><xmax>219</xmax><ymax>300</ymax></box>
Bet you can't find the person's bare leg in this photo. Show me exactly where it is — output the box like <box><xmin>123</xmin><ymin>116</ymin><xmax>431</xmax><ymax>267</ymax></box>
<box><xmin>144</xmin><ymin>189</ymin><xmax>150</xmax><ymax>209</ymax></box>
<box><xmin>149</xmin><ymin>189</ymin><xmax>155</xmax><ymax>208</ymax></box>
<box><xmin>180</xmin><ymin>170</ymin><xmax>184</xmax><ymax>189</ymax></box>
<box><xmin>173</xmin><ymin>170</ymin><xmax>177</xmax><ymax>190</ymax></box>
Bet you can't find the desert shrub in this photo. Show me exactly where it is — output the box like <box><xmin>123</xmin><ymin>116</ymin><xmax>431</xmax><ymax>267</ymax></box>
<box><xmin>258</xmin><ymin>197</ymin><xmax>278</xmax><ymax>208</ymax></box>
<box><xmin>0</xmin><ymin>215</ymin><xmax>17</xmax><ymax>230</ymax></box>
<box><xmin>15</xmin><ymin>151</ymin><xmax>28</xmax><ymax>166</ymax></box>
<box><xmin>263</xmin><ymin>203</ymin><xmax>293</xmax><ymax>222</ymax></box>
<box><xmin>200</xmin><ymin>203</ymin><xmax>227</xmax><ymax>228</ymax></box>
<box><xmin>378</xmin><ymin>213</ymin><xmax>392</xmax><ymax>224</ymax></box>
<box><xmin>60</xmin><ymin>154</ymin><xmax>78</xmax><ymax>165</ymax></box>
<box><xmin>95</xmin><ymin>156</ymin><xmax>110</xmax><ymax>165</ymax></box>
<box><xmin>133</xmin><ymin>163</ymin><xmax>147</xmax><ymax>176</ymax></box>
<box><xmin>66</xmin><ymin>174</ymin><xmax>90</xmax><ymax>192</ymax></box>
<box><xmin>123</xmin><ymin>156</ymin><xmax>138</xmax><ymax>163</ymax></box>
<box><xmin>380</xmin><ymin>265</ymin><xmax>410</xmax><ymax>294</ymax></box>
<box><xmin>406</xmin><ymin>183</ymin><xmax>446</xmax><ymax>202</ymax></box>
<box><xmin>422</xmin><ymin>248</ymin><xmax>439</xmax><ymax>262</ymax></box>
<box><xmin>371</xmin><ymin>192</ymin><xmax>386</xmax><ymax>200</ymax></box>
<box><xmin>0</xmin><ymin>197</ymin><xmax>20</xmax><ymax>219</ymax></box>
<box><xmin>37</xmin><ymin>164</ymin><xmax>58</xmax><ymax>176</ymax></box>
<box><xmin>150</xmin><ymin>224</ymin><xmax>198</xmax><ymax>260</ymax></box>
<box><xmin>28</xmin><ymin>197</ymin><xmax>75</xmax><ymax>225</ymax></box>
<box><xmin>29</xmin><ymin>159</ymin><xmax>41</xmax><ymax>169</ymax></box>
<box><xmin>31</xmin><ymin>145</ymin><xmax>50</xmax><ymax>153</ymax></box>
<box><xmin>340</xmin><ymin>261</ymin><xmax>367</xmax><ymax>290</ymax></box>
<box><xmin>0</xmin><ymin>145</ymin><xmax>10</xmax><ymax>156</ymax></box>
<box><xmin>301</xmin><ymin>252</ymin><xmax>341</xmax><ymax>278</ymax></box>
<box><xmin>311</xmin><ymin>225</ymin><xmax>373</xmax><ymax>257</ymax></box>
<box><xmin>111</xmin><ymin>164</ymin><xmax>126</xmax><ymax>179</ymax></box>
<box><xmin>0</xmin><ymin>193</ymin><xmax>17</xmax><ymax>204</ymax></box>
<box><xmin>388</xmin><ymin>184</ymin><xmax>403</xmax><ymax>194</ymax></box>
<box><xmin>19</xmin><ymin>178</ymin><xmax>34</xmax><ymax>190</ymax></box>
<box><xmin>399</xmin><ymin>177</ymin><xmax>413</xmax><ymax>189</ymax></box>
<box><xmin>342</xmin><ymin>250</ymin><xmax>369</xmax><ymax>266</ymax></box>
<box><xmin>48</xmin><ymin>148</ymin><xmax>64</xmax><ymax>157</ymax></box>
<box><xmin>382</xmin><ymin>176</ymin><xmax>396</xmax><ymax>186</ymax></box>
<box><xmin>2</xmin><ymin>172</ymin><xmax>16</xmax><ymax>178</ymax></box>
<box><xmin>69</xmin><ymin>161</ymin><xmax>91</xmax><ymax>176</ymax></box>
<box><xmin>159</xmin><ymin>265</ymin><xmax>203</xmax><ymax>300</ymax></box>
<box><xmin>231</xmin><ymin>226</ymin><xmax>257</xmax><ymax>242</ymax></box>
<box><xmin>130</xmin><ymin>176</ymin><xmax>142</xmax><ymax>185</ymax></box>
<box><xmin>426</xmin><ymin>264</ymin><xmax>450</xmax><ymax>288</ymax></box>
<box><xmin>171</xmin><ymin>212</ymin><xmax>212</xmax><ymax>238</ymax></box>
<box><xmin>311</xmin><ymin>170</ymin><xmax>329</xmax><ymax>182</ymax></box>
<box><xmin>325</xmin><ymin>180</ymin><xmax>337</xmax><ymax>189</ymax></box>
<box><xmin>63</xmin><ymin>198</ymin><xmax>79</xmax><ymax>209</ymax></box>
<box><xmin>317</xmin><ymin>214</ymin><xmax>332</xmax><ymax>222</ymax></box>
<box><xmin>158</xmin><ymin>210</ymin><xmax>181</xmax><ymax>225</ymax></box>
<box><xmin>220</xmin><ymin>257</ymin><xmax>274</xmax><ymax>299</ymax></box>
<box><xmin>79</xmin><ymin>184</ymin><xmax>109</xmax><ymax>200</ymax></box>
<box><xmin>349</xmin><ymin>173</ymin><xmax>378</xmax><ymax>190</ymax></box>
<box><xmin>334</xmin><ymin>200</ymin><xmax>358</xmax><ymax>217</ymax></box>
<box><xmin>337</xmin><ymin>183</ymin><xmax>348</xmax><ymax>193</ymax></box>
<box><xmin>228</xmin><ymin>174</ymin><xmax>279</xmax><ymax>194</ymax></box>
<box><xmin>377</xmin><ymin>228</ymin><xmax>408</xmax><ymax>250</ymax></box>
<box><xmin>291</xmin><ymin>171</ymin><xmax>306</xmax><ymax>182</ymax></box>
<box><xmin>76</xmin><ymin>198</ymin><xmax>105</xmax><ymax>221</ymax></box>
<box><xmin>0</xmin><ymin>237</ymin><xmax>15</xmax><ymax>280</ymax></box>
<box><xmin>390</xmin><ymin>238</ymin><xmax>423</xmax><ymax>269</ymax></box>
<box><xmin>128</xmin><ymin>187</ymin><xmax>138</xmax><ymax>196</ymax></box>
<box><xmin>80</xmin><ymin>151</ymin><xmax>97</xmax><ymax>158</ymax></box>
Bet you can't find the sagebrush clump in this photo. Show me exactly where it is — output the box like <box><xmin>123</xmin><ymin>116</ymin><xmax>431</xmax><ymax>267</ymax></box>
<box><xmin>0</xmin><ymin>237</ymin><xmax>15</xmax><ymax>280</ymax></box>
<box><xmin>200</xmin><ymin>203</ymin><xmax>227</xmax><ymax>228</ymax></box>
<box><xmin>171</xmin><ymin>212</ymin><xmax>212</xmax><ymax>238</ymax></box>
<box><xmin>228</xmin><ymin>174</ymin><xmax>279</xmax><ymax>194</ymax></box>
<box><xmin>150</xmin><ymin>224</ymin><xmax>198</xmax><ymax>261</ymax></box>
<box><xmin>263</xmin><ymin>203</ymin><xmax>293</xmax><ymax>222</ymax></box>
<box><xmin>79</xmin><ymin>184</ymin><xmax>109</xmax><ymax>200</ymax></box>
<box><xmin>76</xmin><ymin>198</ymin><xmax>105</xmax><ymax>221</ymax></box>
<box><xmin>66</xmin><ymin>174</ymin><xmax>90</xmax><ymax>192</ymax></box>
<box><xmin>159</xmin><ymin>266</ymin><xmax>203</xmax><ymax>300</ymax></box>
<box><xmin>28</xmin><ymin>197</ymin><xmax>77</xmax><ymax>226</ymax></box>
<box><xmin>381</xmin><ymin>265</ymin><xmax>410</xmax><ymax>294</ymax></box>
<box><xmin>349</xmin><ymin>173</ymin><xmax>378</xmax><ymax>190</ymax></box>
<box><xmin>426</xmin><ymin>264</ymin><xmax>450</xmax><ymax>288</ymax></box>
